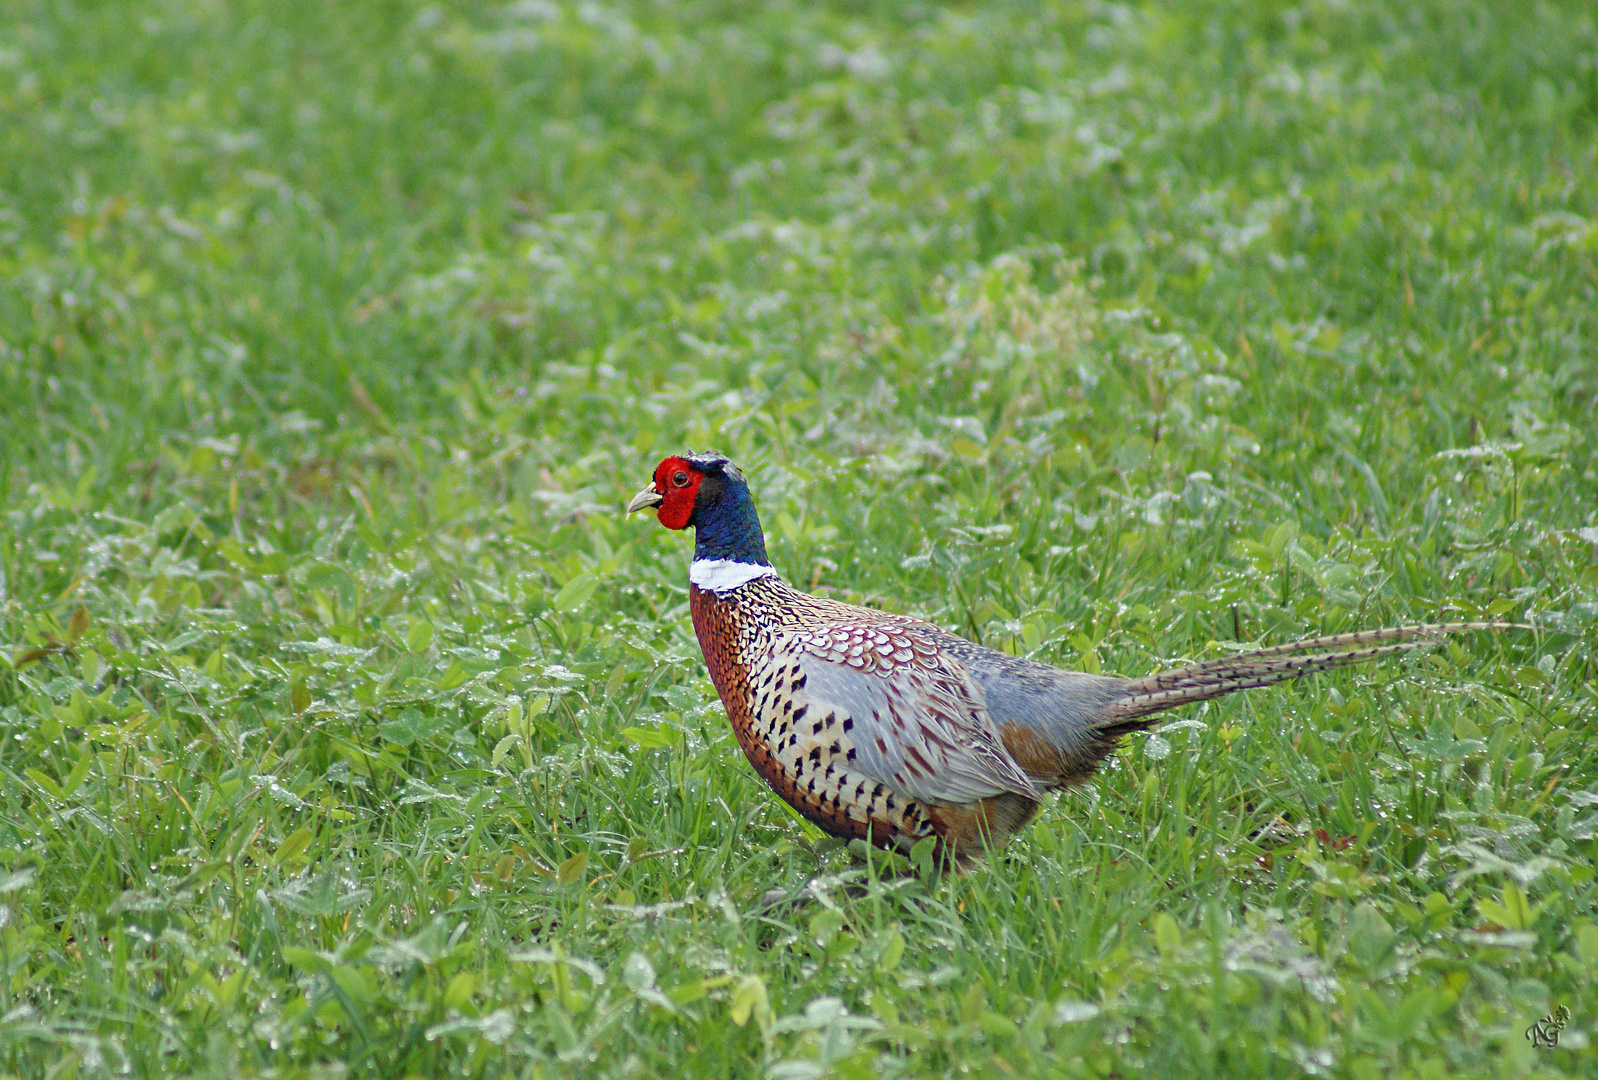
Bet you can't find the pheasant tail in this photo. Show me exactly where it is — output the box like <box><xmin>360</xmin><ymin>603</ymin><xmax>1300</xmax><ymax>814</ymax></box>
<box><xmin>1100</xmin><ymin>622</ymin><xmax>1504</xmax><ymax>724</ymax></box>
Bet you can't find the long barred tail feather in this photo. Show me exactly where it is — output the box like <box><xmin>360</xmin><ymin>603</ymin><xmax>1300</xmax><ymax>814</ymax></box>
<box><xmin>1101</xmin><ymin>621</ymin><xmax>1519</xmax><ymax>724</ymax></box>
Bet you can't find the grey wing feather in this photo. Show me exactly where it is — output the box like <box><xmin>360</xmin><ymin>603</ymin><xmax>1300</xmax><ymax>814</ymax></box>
<box><xmin>935</xmin><ymin>634</ymin><xmax>1135</xmax><ymax>766</ymax></box>
<box><xmin>790</xmin><ymin>640</ymin><xmax>1042</xmax><ymax>806</ymax></box>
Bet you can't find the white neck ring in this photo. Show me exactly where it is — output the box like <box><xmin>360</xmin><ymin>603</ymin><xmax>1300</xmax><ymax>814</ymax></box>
<box><xmin>690</xmin><ymin>559</ymin><xmax>777</xmax><ymax>593</ymax></box>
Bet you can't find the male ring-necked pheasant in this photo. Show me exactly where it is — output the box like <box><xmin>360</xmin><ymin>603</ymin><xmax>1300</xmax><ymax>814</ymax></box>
<box><xmin>627</xmin><ymin>452</ymin><xmax>1499</xmax><ymax>864</ymax></box>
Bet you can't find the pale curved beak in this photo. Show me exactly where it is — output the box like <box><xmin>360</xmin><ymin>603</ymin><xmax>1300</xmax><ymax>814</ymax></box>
<box><xmin>626</xmin><ymin>483</ymin><xmax>664</xmax><ymax>513</ymax></box>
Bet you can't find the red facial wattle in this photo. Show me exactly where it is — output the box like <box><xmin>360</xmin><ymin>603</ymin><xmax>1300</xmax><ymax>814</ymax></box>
<box><xmin>652</xmin><ymin>456</ymin><xmax>703</xmax><ymax>530</ymax></box>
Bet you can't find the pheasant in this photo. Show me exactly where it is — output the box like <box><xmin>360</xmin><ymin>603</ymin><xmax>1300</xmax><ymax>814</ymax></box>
<box><xmin>627</xmin><ymin>452</ymin><xmax>1502</xmax><ymax>865</ymax></box>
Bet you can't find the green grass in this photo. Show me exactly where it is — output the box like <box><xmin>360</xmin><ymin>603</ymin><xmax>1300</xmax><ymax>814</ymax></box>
<box><xmin>2</xmin><ymin>0</ymin><xmax>1597</xmax><ymax>1075</ymax></box>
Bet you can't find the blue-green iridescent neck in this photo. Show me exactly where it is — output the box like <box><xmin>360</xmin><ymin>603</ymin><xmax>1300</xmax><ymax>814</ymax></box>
<box><xmin>692</xmin><ymin>467</ymin><xmax>771</xmax><ymax>566</ymax></box>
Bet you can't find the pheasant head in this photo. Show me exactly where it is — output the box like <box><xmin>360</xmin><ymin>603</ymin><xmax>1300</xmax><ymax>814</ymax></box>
<box><xmin>627</xmin><ymin>453</ymin><xmax>775</xmax><ymax>590</ymax></box>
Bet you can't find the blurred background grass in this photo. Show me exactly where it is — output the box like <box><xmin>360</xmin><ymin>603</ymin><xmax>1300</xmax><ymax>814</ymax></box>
<box><xmin>1</xmin><ymin>0</ymin><xmax>1596</xmax><ymax>1076</ymax></box>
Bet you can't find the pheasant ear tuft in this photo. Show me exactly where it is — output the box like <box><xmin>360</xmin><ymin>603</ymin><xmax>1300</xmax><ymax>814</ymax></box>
<box><xmin>683</xmin><ymin>450</ymin><xmax>730</xmax><ymax>470</ymax></box>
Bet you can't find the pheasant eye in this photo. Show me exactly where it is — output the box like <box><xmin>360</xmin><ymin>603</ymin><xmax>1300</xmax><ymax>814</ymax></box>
<box><xmin>671</xmin><ymin>471</ymin><xmax>690</xmax><ymax>487</ymax></box>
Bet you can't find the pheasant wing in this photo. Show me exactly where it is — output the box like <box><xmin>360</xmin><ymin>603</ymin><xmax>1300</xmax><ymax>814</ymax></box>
<box><xmin>773</xmin><ymin>623</ymin><xmax>1042</xmax><ymax>806</ymax></box>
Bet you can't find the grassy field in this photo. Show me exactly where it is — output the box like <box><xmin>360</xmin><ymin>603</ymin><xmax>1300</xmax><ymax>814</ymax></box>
<box><xmin>2</xmin><ymin>0</ymin><xmax>1597</xmax><ymax>1075</ymax></box>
